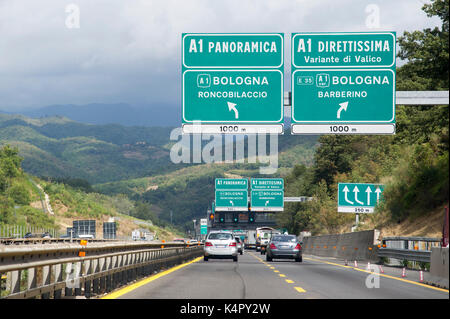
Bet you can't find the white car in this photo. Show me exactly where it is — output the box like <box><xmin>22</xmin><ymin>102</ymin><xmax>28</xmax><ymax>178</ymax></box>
<box><xmin>204</xmin><ymin>231</ymin><xmax>238</xmax><ymax>262</ymax></box>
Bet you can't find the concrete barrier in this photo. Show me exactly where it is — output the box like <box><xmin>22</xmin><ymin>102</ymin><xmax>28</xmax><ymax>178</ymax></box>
<box><xmin>302</xmin><ymin>230</ymin><xmax>380</xmax><ymax>261</ymax></box>
<box><xmin>427</xmin><ymin>247</ymin><xmax>449</xmax><ymax>289</ymax></box>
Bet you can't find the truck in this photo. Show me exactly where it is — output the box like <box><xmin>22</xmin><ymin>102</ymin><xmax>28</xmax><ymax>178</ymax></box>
<box><xmin>256</xmin><ymin>227</ymin><xmax>281</xmax><ymax>254</ymax></box>
<box><xmin>245</xmin><ymin>230</ymin><xmax>257</xmax><ymax>249</ymax></box>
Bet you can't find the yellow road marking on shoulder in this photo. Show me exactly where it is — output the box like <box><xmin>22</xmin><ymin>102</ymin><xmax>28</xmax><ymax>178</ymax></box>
<box><xmin>304</xmin><ymin>257</ymin><xmax>449</xmax><ymax>294</ymax></box>
<box><xmin>274</xmin><ymin>270</ymin><xmax>280</xmax><ymax>273</ymax></box>
<box><xmin>270</xmin><ymin>267</ymin><xmax>275</xmax><ymax>269</ymax></box>
<box><xmin>101</xmin><ymin>256</ymin><xmax>203</xmax><ymax>299</ymax></box>
<box><xmin>279</xmin><ymin>274</ymin><xmax>286</xmax><ymax>277</ymax></box>
<box><xmin>294</xmin><ymin>286</ymin><xmax>306</xmax><ymax>293</ymax></box>
<box><xmin>286</xmin><ymin>279</ymin><xmax>294</xmax><ymax>284</ymax></box>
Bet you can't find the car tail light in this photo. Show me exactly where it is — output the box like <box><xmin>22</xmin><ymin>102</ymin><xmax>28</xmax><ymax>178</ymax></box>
<box><xmin>205</xmin><ymin>242</ymin><xmax>213</xmax><ymax>247</ymax></box>
<box><xmin>295</xmin><ymin>243</ymin><xmax>302</xmax><ymax>250</ymax></box>
<box><xmin>270</xmin><ymin>243</ymin><xmax>277</xmax><ymax>249</ymax></box>
<box><xmin>229</xmin><ymin>242</ymin><xmax>236</xmax><ymax>247</ymax></box>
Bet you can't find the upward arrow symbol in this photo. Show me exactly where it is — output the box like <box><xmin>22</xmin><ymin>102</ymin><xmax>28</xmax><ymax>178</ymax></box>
<box><xmin>375</xmin><ymin>187</ymin><xmax>382</xmax><ymax>203</ymax></box>
<box><xmin>365</xmin><ymin>186</ymin><xmax>372</xmax><ymax>206</ymax></box>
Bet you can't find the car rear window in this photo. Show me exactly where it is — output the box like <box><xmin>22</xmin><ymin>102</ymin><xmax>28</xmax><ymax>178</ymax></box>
<box><xmin>272</xmin><ymin>235</ymin><xmax>296</xmax><ymax>242</ymax></box>
<box><xmin>208</xmin><ymin>233</ymin><xmax>232</xmax><ymax>240</ymax></box>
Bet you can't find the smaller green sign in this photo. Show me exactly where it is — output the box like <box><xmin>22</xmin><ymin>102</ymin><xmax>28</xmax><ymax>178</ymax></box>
<box><xmin>338</xmin><ymin>183</ymin><xmax>384</xmax><ymax>213</ymax></box>
<box><xmin>183</xmin><ymin>33</ymin><xmax>284</xmax><ymax>68</ymax></box>
<box><xmin>251</xmin><ymin>178</ymin><xmax>284</xmax><ymax>190</ymax></box>
<box><xmin>292</xmin><ymin>32</ymin><xmax>396</xmax><ymax>68</ymax></box>
<box><xmin>215</xmin><ymin>178</ymin><xmax>248</xmax><ymax>190</ymax></box>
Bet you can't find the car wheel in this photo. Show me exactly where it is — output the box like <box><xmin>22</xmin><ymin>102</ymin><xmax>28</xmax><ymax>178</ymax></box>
<box><xmin>266</xmin><ymin>255</ymin><xmax>272</xmax><ymax>262</ymax></box>
<box><xmin>240</xmin><ymin>251</ymin><xmax>243</xmax><ymax>255</ymax></box>
<box><xmin>295</xmin><ymin>257</ymin><xmax>302</xmax><ymax>262</ymax></box>
<box><xmin>204</xmin><ymin>256</ymin><xmax>208</xmax><ymax>261</ymax></box>
<box><xmin>233</xmin><ymin>256</ymin><xmax>238</xmax><ymax>262</ymax></box>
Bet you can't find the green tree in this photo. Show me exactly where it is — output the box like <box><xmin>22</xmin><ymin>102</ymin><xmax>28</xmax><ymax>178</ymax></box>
<box><xmin>397</xmin><ymin>0</ymin><xmax>449</xmax><ymax>90</ymax></box>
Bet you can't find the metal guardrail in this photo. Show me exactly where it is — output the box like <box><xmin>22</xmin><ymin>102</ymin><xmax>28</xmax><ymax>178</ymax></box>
<box><xmin>377</xmin><ymin>248</ymin><xmax>431</xmax><ymax>263</ymax></box>
<box><xmin>0</xmin><ymin>238</ymin><xmax>119</xmax><ymax>245</ymax></box>
<box><xmin>283</xmin><ymin>90</ymin><xmax>449</xmax><ymax>116</ymax></box>
<box><xmin>378</xmin><ymin>236</ymin><xmax>442</xmax><ymax>263</ymax></box>
<box><xmin>0</xmin><ymin>241</ymin><xmax>203</xmax><ymax>299</ymax></box>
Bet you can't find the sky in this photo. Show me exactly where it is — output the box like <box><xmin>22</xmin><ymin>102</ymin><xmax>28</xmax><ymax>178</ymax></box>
<box><xmin>0</xmin><ymin>0</ymin><xmax>443</xmax><ymax>110</ymax></box>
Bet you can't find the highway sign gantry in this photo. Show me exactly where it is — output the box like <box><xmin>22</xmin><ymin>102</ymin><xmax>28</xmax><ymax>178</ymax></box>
<box><xmin>250</xmin><ymin>178</ymin><xmax>284</xmax><ymax>211</ymax></box>
<box><xmin>182</xmin><ymin>33</ymin><xmax>284</xmax><ymax>134</ymax></box>
<box><xmin>338</xmin><ymin>183</ymin><xmax>384</xmax><ymax>213</ymax></box>
<box><xmin>291</xmin><ymin>32</ymin><xmax>396</xmax><ymax>135</ymax></box>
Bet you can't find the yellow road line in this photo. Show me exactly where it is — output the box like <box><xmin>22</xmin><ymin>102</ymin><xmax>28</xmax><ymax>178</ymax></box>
<box><xmin>270</xmin><ymin>267</ymin><xmax>275</xmax><ymax>269</ymax></box>
<box><xmin>101</xmin><ymin>257</ymin><xmax>203</xmax><ymax>299</ymax></box>
<box><xmin>274</xmin><ymin>270</ymin><xmax>280</xmax><ymax>273</ymax></box>
<box><xmin>304</xmin><ymin>257</ymin><xmax>449</xmax><ymax>294</ymax></box>
<box><xmin>286</xmin><ymin>279</ymin><xmax>294</xmax><ymax>284</ymax></box>
<box><xmin>294</xmin><ymin>286</ymin><xmax>306</xmax><ymax>293</ymax></box>
<box><xmin>279</xmin><ymin>274</ymin><xmax>286</xmax><ymax>277</ymax></box>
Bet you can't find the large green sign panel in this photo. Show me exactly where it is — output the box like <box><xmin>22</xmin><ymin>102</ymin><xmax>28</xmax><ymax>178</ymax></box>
<box><xmin>291</xmin><ymin>32</ymin><xmax>396</xmax><ymax>135</ymax></box>
<box><xmin>338</xmin><ymin>183</ymin><xmax>384</xmax><ymax>213</ymax></box>
<box><xmin>182</xmin><ymin>33</ymin><xmax>284</xmax><ymax>134</ymax></box>
<box><xmin>215</xmin><ymin>190</ymin><xmax>248</xmax><ymax>211</ymax></box>
<box><xmin>182</xmin><ymin>69</ymin><xmax>283</xmax><ymax>123</ymax></box>
<box><xmin>251</xmin><ymin>190</ymin><xmax>284</xmax><ymax>211</ymax></box>
<box><xmin>292</xmin><ymin>69</ymin><xmax>395</xmax><ymax>122</ymax></box>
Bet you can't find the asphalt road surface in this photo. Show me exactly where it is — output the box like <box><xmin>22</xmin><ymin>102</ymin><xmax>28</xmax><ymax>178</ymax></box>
<box><xmin>105</xmin><ymin>251</ymin><xmax>448</xmax><ymax>299</ymax></box>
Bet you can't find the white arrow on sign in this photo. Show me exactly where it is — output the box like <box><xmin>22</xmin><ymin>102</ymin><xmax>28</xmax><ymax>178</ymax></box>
<box><xmin>337</xmin><ymin>101</ymin><xmax>349</xmax><ymax>119</ymax></box>
<box><xmin>365</xmin><ymin>186</ymin><xmax>372</xmax><ymax>206</ymax></box>
<box><xmin>265</xmin><ymin>200</ymin><xmax>269</xmax><ymax>206</ymax></box>
<box><xmin>353</xmin><ymin>186</ymin><xmax>364</xmax><ymax>205</ymax></box>
<box><xmin>227</xmin><ymin>102</ymin><xmax>239</xmax><ymax>119</ymax></box>
<box><xmin>230</xmin><ymin>200</ymin><xmax>234</xmax><ymax>206</ymax></box>
<box><xmin>375</xmin><ymin>187</ymin><xmax>382</xmax><ymax>203</ymax></box>
<box><xmin>343</xmin><ymin>186</ymin><xmax>354</xmax><ymax>204</ymax></box>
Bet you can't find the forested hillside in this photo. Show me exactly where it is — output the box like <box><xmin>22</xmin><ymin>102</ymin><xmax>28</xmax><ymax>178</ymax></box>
<box><xmin>0</xmin><ymin>144</ymin><xmax>183</xmax><ymax>239</ymax></box>
<box><xmin>278</xmin><ymin>0</ymin><xmax>449</xmax><ymax>236</ymax></box>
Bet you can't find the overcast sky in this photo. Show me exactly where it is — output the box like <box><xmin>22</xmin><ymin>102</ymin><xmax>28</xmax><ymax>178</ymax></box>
<box><xmin>0</xmin><ymin>0</ymin><xmax>443</xmax><ymax>110</ymax></box>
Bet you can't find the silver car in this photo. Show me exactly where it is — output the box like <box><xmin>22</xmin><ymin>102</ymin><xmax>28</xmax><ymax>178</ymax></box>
<box><xmin>204</xmin><ymin>231</ymin><xmax>238</xmax><ymax>262</ymax></box>
<box><xmin>266</xmin><ymin>234</ymin><xmax>302</xmax><ymax>262</ymax></box>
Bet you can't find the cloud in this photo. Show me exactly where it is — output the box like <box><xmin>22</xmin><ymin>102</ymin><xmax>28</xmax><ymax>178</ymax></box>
<box><xmin>0</xmin><ymin>0</ymin><xmax>442</xmax><ymax>109</ymax></box>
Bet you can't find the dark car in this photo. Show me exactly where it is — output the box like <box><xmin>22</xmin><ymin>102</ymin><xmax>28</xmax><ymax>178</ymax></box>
<box><xmin>266</xmin><ymin>234</ymin><xmax>302</xmax><ymax>262</ymax></box>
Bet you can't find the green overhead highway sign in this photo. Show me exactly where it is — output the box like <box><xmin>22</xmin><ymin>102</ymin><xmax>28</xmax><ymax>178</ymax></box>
<box><xmin>251</xmin><ymin>178</ymin><xmax>284</xmax><ymax>190</ymax></box>
<box><xmin>215</xmin><ymin>190</ymin><xmax>248</xmax><ymax>211</ymax></box>
<box><xmin>338</xmin><ymin>183</ymin><xmax>384</xmax><ymax>213</ymax></box>
<box><xmin>182</xmin><ymin>33</ymin><xmax>284</xmax><ymax>134</ymax></box>
<box><xmin>251</xmin><ymin>190</ymin><xmax>284</xmax><ymax>211</ymax></box>
<box><xmin>291</xmin><ymin>32</ymin><xmax>396</xmax><ymax>135</ymax></box>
